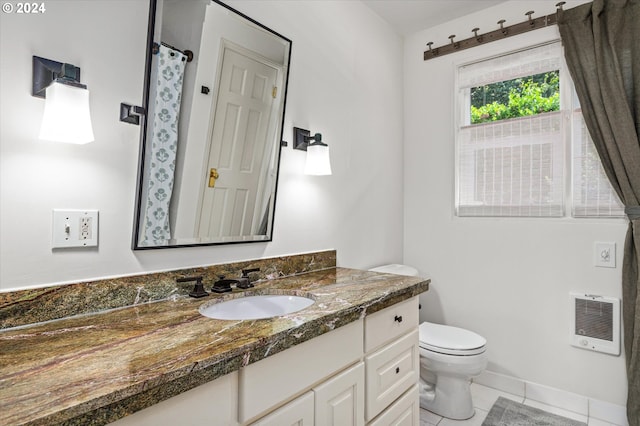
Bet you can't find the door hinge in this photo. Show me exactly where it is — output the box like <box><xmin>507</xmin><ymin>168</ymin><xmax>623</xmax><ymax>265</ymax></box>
<box><xmin>272</xmin><ymin>86</ymin><xmax>278</xmax><ymax>99</ymax></box>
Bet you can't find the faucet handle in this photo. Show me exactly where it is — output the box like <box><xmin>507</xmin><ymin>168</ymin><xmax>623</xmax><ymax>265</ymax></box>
<box><xmin>177</xmin><ymin>275</ymin><xmax>203</xmax><ymax>283</ymax></box>
<box><xmin>237</xmin><ymin>268</ymin><xmax>260</xmax><ymax>289</ymax></box>
<box><xmin>176</xmin><ymin>276</ymin><xmax>209</xmax><ymax>298</ymax></box>
<box><xmin>241</xmin><ymin>268</ymin><xmax>260</xmax><ymax>278</ymax></box>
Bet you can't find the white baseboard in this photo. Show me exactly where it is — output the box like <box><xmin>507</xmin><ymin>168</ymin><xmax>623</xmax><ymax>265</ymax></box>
<box><xmin>474</xmin><ymin>370</ymin><xmax>628</xmax><ymax>426</ymax></box>
<box><xmin>589</xmin><ymin>398</ymin><xmax>629</xmax><ymax>426</ymax></box>
<box><xmin>474</xmin><ymin>369</ymin><xmax>525</xmax><ymax>398</ymax></box>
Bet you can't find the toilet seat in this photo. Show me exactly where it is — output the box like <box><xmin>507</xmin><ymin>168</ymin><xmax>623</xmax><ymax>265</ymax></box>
<box><xmin>419</xmin><ymin>322</ymin><xmax>486</xmax><ymax>356</ymax></box>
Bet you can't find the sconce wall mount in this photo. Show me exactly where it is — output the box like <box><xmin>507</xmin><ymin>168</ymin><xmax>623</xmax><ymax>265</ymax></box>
<box><xmin>293</xmin><ymin>127</ymin><xmax>332</xmax><ymax>176</ymax></box>
<box><xmin>293</xmin><ymin>127</ymin><xmax>312</xmax><ymax>151</ymax></box>
<box><xmin>32</xmin><ymin>56</ymin><xmax>84</xmax><ymax>98</ymax></box>
<box><xmin>120</xmin><ymin>103</ymin><xmax>146</xmax><ymax>126</ymax></box>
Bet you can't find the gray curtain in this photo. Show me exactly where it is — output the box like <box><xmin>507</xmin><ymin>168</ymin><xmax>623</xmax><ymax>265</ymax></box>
<box><xmin>558</xmin><ymin>1</ymin><xmax>640</xmax><ymax>424</ymax></box>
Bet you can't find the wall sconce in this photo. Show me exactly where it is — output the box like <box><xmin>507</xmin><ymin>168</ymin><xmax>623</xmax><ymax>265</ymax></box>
<box><xmin>293</xmin><ymin>127</ymin><xmax>332</xmax><ymax>176</ymax></box>
<box><xmin>32</xmin><ymin>56</ymin><xmax>94</xmax><ymax>144</ymax></box>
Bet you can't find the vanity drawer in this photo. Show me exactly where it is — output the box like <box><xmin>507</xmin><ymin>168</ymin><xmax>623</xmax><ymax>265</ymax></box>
<box><xmin>365</xmin><ymin>329</ymin><xmax>419</xmax><ymax>421</ymax></box>
<box><xmin>251</xmin><ymin>391</ymin><xmax>314</xmax><ymax>426</ymax></box>
<box><xmin>367</xmin><ymin>384</ymin><xmax>419</xmax><ymax>426</ymax></box>
<box><xmin>364</xmin><ymin>296</ymin><xmax>418</xmax><ymax>352</ymax></box>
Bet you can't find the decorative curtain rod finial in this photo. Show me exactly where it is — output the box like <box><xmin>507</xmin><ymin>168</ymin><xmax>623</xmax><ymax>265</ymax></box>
<box><xmin>449</xmin><ymin>35</ymin><xmax>460</xmax><ymax>49</ymax></box>
<box><xmin>498</xmin><ymin>19</ymin><xmax>508</xmax><ymax>34</ymax></box>
<box><xmin>526</xmin><ymin>11</ymin><xmax>535</xmax><ymax>26</ymax></box>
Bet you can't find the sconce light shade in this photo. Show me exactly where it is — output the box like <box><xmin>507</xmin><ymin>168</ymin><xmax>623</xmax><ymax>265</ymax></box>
<box><xmin>32</xmin><ymin>56</ymin><xmax>94</xmax><ymax>144</ymax></box>
<box><xmin>293</xmin><ymin>127</ymin><xmax>332</xmax><ymax>176</ymax></box>
<box><xmin>305</xmin><ymin>142</ymin><xmax>332</xmax><ymax>175</ymax></box>
<box><xmin>39</xmin><ymin>82</ymin><xmax>94</xmax><ymax>144</ymax></box>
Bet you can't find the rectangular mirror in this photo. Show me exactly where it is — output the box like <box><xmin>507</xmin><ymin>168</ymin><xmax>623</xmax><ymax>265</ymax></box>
<box><xmin>133</xmin><ymin>0</ymin><xmax>291</xmax><ymax>249</ymax></box>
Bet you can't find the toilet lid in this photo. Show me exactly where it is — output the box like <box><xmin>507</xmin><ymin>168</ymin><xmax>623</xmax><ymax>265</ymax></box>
<box><xmin>419</xmin><ymin>322</ymin><xmax>486</xmax><ymax>356</ymax></box>
<box><xmin>368</xmin><ymin>264</ymin><xmax>419</xmax><ymax>276</ymax></box>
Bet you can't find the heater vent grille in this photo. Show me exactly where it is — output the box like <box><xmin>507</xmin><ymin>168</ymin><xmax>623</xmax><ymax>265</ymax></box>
<box><xmin>570</xmin><ymin>293</ymin><xmax>619</xmax><ymax>355</ymax></box>
<box><xmin>575</xmin><ymin>298</ymin><xmax>613</xmax><ymax>341</ymax></box>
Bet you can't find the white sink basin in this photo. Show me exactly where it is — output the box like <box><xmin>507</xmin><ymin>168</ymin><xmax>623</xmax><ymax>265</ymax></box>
<box><xmin>199</xmin><ymin>294</ymin><xmax>315</xmax><ymax>320</ymax></box>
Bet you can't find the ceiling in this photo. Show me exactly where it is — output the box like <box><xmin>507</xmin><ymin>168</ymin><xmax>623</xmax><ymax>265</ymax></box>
<box><xmin>361</xmin><ymin>0</ymin><xmax>505</xmax><ymax>36</ymax></box>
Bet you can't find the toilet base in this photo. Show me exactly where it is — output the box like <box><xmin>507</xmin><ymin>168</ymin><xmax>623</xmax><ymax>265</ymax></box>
<box><xmin>419</xmin><ymin>375</ymin><xmax>475</xmax><ymax>420</ymax></box>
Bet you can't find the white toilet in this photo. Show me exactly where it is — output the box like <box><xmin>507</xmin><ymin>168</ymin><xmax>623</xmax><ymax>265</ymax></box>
<box><xmin>418</xmin><ymin>321</ymin><xmax>487</xmax><ymax>420</ymax></box>
<box><xmin>369</xmin><ymin>264</ymin><xmax>488</xmax><ymax>420</ymax></box>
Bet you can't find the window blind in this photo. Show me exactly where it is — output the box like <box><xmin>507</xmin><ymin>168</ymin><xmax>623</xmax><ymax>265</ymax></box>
<box><xmin>457</xmin><ymin>112</ymin><xmax>565</xmax><ymax>217</ymax></box>
<box><xmin>571</xmin><ymin>109</ymin><xmax>625</xmax><ymax>217</ymax></box>
<box><xmin>458</xmin><ymin>42</ymin><xmax>562</xmax><ymax>90</ymax></box>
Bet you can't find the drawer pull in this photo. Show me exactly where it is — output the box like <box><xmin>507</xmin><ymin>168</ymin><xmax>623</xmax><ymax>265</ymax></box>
<box><xmin>394</xmin><ymin>315</ymin><xmax>403</xmax><ymax>323</ymax></box>
<box><xmin>395</xmin><ymin>367</ymin><xmax>400</xmax><ymax>374</ymax></box>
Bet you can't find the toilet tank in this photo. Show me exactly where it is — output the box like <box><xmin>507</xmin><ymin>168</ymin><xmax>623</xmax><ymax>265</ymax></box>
<box><xmin>368</xmin><ymin>264</ymin><xmax>419</xmax><ymax>276</ymax></box>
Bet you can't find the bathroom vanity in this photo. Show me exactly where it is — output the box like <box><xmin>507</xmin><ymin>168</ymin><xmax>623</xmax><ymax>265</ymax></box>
<box><xmin>113</xmin><ymin>296</ymin><xmax>420</xmax><ymax>425</ymax></box>
<box><xmin>0</xmin><ymin>261</ymin><xmax>428</xmax><ymax>425</ymax></box>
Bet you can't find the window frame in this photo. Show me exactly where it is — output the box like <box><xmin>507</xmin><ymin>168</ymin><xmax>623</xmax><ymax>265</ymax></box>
<box><xmin>453</xmin><ymin>40</ymin><xmax>624</xmax><ymax>220</ymax></box>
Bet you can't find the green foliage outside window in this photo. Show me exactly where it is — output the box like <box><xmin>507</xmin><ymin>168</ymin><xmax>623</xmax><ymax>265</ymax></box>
<box><xmin>470</xmin><ymin>71</ymin><xmax>560</xmax><ymax>124</ymax></box>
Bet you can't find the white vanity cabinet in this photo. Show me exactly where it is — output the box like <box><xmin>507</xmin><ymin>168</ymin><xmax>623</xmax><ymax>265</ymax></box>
<box><xmin>246</xmin><ymin>296</ymin><xmax>421</xmax><ymax>426</ymax></box>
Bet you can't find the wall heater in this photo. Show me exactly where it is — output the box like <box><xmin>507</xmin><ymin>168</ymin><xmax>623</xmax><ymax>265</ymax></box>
<box><xmin>570</xmin><ymin>293</ymin><xmax>620</xmax><ymax>356</ymax></box>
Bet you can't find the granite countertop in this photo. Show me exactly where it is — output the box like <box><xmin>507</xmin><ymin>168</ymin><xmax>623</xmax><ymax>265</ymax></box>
<box><xmin>0</xmin><ymin>267</ymin><xmax>429</xmax><ymax>426</ymax></box>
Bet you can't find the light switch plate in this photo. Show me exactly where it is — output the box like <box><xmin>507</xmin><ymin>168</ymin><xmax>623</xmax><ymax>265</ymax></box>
<box><xmin>52</xmin><ymin>209</ymin><xmax>99</xmax><ymax>248</ymax></box>
<box><xmin>594</xmin><ymin>242</ymin><xmax>616</xmax><ymax>268</ymax></box>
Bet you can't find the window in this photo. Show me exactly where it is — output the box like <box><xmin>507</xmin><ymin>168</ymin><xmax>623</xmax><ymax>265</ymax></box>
<box><xmin>455</xmin><ymin>42</ymin><xmax>623</xmax><ymax>218</ymax></box>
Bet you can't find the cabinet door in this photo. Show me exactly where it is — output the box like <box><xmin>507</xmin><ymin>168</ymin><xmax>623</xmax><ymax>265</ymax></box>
<box><xmin>367</xmin><ymin>385</ymin><xmax>419</xmax><ymax>426</ymax></box>
<box><xmin>251</xmin><ymin>392</ymin><xmax>314</xmax><ymax>426</ymax></box>
<box><xmin>365</xmin><ymin>330</ymin><xmax>419</xmax><ymax>421</ymax></box>
<box><xmin>314</xmin><ymin>362</ymin><xmax>364</xmax><ymax>426</ymax></box>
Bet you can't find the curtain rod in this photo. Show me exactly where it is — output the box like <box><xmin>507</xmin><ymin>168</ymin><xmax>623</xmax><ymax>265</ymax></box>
<box><xmin>424</xmin><ymin>1</ymin><xmax>566</xmax><ymax>61</ymax></box>
<box><xmin>152</xmin><ymin>42</ymin><xmax>194</xmax><ymax>63</ymax></box>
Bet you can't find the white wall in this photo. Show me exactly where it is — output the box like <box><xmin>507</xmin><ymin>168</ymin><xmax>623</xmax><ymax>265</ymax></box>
<box><xmin>404</xmin><ymin>1</ymin><xmax>628</xmax><ymax>405</ymax></box>
<box><xmin>0</xmin><ymin>0</ymin><xmax>404</xmax><ymax>290</ymax></box>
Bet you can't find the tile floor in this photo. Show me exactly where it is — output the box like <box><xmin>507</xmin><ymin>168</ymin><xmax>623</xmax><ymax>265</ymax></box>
<box><xmin>419</xmin><ymin>383</ymin><xmax>622</xmax><ymax>426</ymax></box>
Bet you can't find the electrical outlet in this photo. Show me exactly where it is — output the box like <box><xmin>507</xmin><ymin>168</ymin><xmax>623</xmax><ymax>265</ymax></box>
<box><xmin>52</xmin><ymin>210</ymin><xmax>98</xmax><ymax>248</ymax></box>
<box><xmin>594</xmin><ymin>242</ymin><xmax>616</xmax><ymax>268</ymax></box>
<box><xmin>80</xmin><ymin>216</ymin><xmax>92</xmax><ymax>239</ymax></box>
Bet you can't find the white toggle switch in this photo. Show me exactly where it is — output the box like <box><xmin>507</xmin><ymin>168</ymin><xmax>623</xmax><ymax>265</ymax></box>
<box><xmin>52</xmin><ymin>209</ymin><xmax>99</xmax><ymax>248</ymax></box>
<box><xmin>594</xmin><ymin>242</ymin><xmax>616</xmax><ymax>268</ymax></box>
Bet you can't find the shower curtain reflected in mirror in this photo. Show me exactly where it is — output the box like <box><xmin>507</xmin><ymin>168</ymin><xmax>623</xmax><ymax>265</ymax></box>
<box><xmin>140</xmin><ymin>44</ymin><xmax>186</xmax><ymax>246</ymax></box>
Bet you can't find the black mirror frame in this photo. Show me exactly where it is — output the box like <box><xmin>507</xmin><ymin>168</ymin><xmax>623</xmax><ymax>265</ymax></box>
<box><xmin>131</xmin><ymin>0</ymin><xmax>292</xmax><ymax>250</ymax></box>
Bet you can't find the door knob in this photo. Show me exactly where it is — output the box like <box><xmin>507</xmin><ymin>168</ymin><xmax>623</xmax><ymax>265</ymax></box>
<box><xmin>208</xmin><ymin>168</ymin><xmax>219</xmax><ymax>188</ymax></box>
